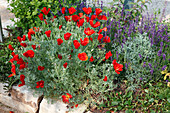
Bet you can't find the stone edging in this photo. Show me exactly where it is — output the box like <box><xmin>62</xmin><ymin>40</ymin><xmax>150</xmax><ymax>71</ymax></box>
<box><xmin>0</xmin><ymin>83</ymin><xmax>91</xmax><ymax>113</ymax></box>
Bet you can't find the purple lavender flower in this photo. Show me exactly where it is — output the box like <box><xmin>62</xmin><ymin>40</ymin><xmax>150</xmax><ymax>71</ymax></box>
<box><xmin>110</xmin><ymin>56</ymin><xmax>113</xmax><ymax>61</ymax></box>
<box><xmin>37</xmin><ymin>9</ymin><xmax>40</xmax><ymax>12</ymax></box>
<box><xmin>148</xmin><ymin>63</ymin><xmax>152</xmax><ymax>68</ymax></box>
<box><xmin>139</xmin><ymin>54</ymin><xmax>142</xmax><ymax>58</ymax></box>
<box><xmin>163</xmin><ymin>53</ymin><xmax>166</xmax><ymax>60</ymax></box>
<box><xmin>139</xmin><ymin>77</ymin><xmax>143</xmax><ymax>80</ymax></box>
<box><xmin>150</xmin><ymin>69</ymin><xmax>154</xmax><ymax>75</ymax></box>
<box><xmin>157</xmin><ymin>49</ymin><xmax>162</xmax><ymax>57</ymax></box>
<box><xmin>166</xmin><ymin>80</ymin><xmax>168</xmax><ymax>82</ymax></box>
<box><xmin>143</xmin><ymin>62</ymin><xmax>146</xmax><ymax>67</ymax></box>
<box><xmin>160</xmin><ymin>42</ymin><xmax>164</xmax><ymax>47</ymax></box>
<box><xmin>162</xmin><ymin>65</ymin><xmax>167</xmax><ymax>71</ymax></box>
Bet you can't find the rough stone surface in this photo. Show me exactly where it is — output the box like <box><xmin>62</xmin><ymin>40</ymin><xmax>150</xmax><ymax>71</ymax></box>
<box><xmin>0</xmin><ymin>84</ymin><xmax>42</xmax><ymax>113</ymax></box>
<box><xmin>39</xmin><ymin>99</ymin><xmax>88</xmax><ymax>113</ymax></box>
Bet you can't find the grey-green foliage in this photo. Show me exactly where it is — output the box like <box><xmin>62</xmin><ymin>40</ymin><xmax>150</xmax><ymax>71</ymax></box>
<box><xmin>118</xmin><ymin>33</ymin><xmax>156</xmax><ymax>84</ymax></box>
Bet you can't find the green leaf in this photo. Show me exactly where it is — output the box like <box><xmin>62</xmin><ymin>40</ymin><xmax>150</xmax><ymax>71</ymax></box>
<box><xmin>149</xmin><ymin>98</ymin><xmax>154</xmax><ymax>103</ymax></box>
<box><xmin>111</xmin><ymin>101</ymin><xmax>119</xmax><ymax>106</ymax></box>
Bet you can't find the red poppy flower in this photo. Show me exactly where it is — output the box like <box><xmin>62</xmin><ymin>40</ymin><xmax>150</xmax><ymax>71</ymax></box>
<box><xmin>41</xmin><ymin>7</ymin><xmax>51</xmax><ymax>15</ymax></box>
<box><xmin>45</xmin><ymin>30</ymin><xmax>51</xmax><ymax>37</ymax></box>
<box><xmin>95</xmin><ymin>8</ymin><xmax>102</xmax><ymax>16</ymax></box>
<box><xmin>78</xmin><ymin>52</ymin><xmax>88</xmax><ymax>61</ymax></box>
<box><xmin>77</xmin><ymin>18</ymin><xmax>84</xmax><ymax>27</ymax></box>
<box><xmin>105</xmin><ymin>51</ymin><xmax>112</xmax><ymax>60</ymax></box>
<box><xmin>97</xmin><ymin>34</ymin><xmax>103</xmax><ymax>40</ymax></box>
<box><xmin>84</xmin><ymin>27</ymin><xmax>95</xmax><ymax>36</ymax></box>
<box><xmin>11</xmin><ymin>64</ymin><xmax>16</xmax><ymax>74</ymax></box>
<box><xmin>71</xmin><ymin>106</ymin><xmax>74</xmax><ymax>109</ymax></box>
<box><xmin>97</xmin><ymin>15</ymin><xmax>107</xmax><ymax>20</ymax></box>
<box><xmin>13</xmin><ymin>54</ymin><xmax>19</xmax><ymax>61</ymax></box>
<box><xmin>68</xmin><ymin>7</ymin><xmax>76</xmax><ymax>15</ymax></box>
<box><xmin>17</xmin><ymin>58</ymin><xmax>24</xmax><ymax>65</ymax></box>
<box><xmin>33</xmin><ymin>27</ymin><xmax>40</xmax><ymax>32</ymax></box>
<box><xmin>28</xmin><ymin>32</ymin><xmax>32</xmax><ymax>41</ymax></box>
<box><xmin>79</xmin><ymin>13</ymin><xmax>83</xmax><ymax>18</ymax></box>
<box><xmin>103</xmin><ymin>36</ymin><xmax>110</xmax><ymax>43</ymax></box>
<box><xmin>75</xmin><ymin>104</ymin><xmax>78</xmax><ymax>107</ymax></box>
<box><xmin>90</xmin><ymin>20</ymin><xmax>100</xmax><ymax>28</ymax></box>
<box><xmin>29</xmin><ymin>28</ymin><xmax>35</xmax><ymax>35</ymax></box>
<box><xmin>20</xmin><ymin>43</ymin><xmax>27</xmax><ymax>48</ymax></box>
<box><xmin>44</xmin><ymin>19</ymin><xmax>48</xmax><ymax>25</ymax></box>
<box><xmin>80</xmin><ymin>37</ymin><xmax>89</xmax><ymax>46</ymax></box>
<box><xmin>98</xmin><ymin>27</ymin><xmax>107</xmax><ymax>34</ymax></box>
<box><xmin>103</xmin><ymin>76</ymin><xmax>107</xmax><ymax>81</ymax></box>
<box><xmin>36</xmin><ymin>80</ymin><xmax>44</xmax><ymax>88</ymax></box>
<box><xmin>71</xmin><ymin>49</ymin><xmax>73</xmax><ymax>53</ymax></box>
<box><xmin>61</xmin><ymin>7</ymin><xmax>65</xmax><ymax>14</ymax></box>
<box><xmin>72</xmin><ymin>15</ymin><xmax>80</xmax><ymax>22</ymax></box>
<box><xmin>8</xmin><ymin>73</ymin><xmax>15</xmax><ymax>77</ymax></box>
<box><xmin>89</xmin><ymin>56</ymin><xmax>94</xmax><ymax>62</ymax></box>
<box><xmin>21</xmin><ymin>35</ymin><xmax>26</xmax><ymax>41</ymax></box>
<box><xmin>82</xmin><ymin>7</ymin><xmax>92</xmax><ymax>15</ymax></box>
<box><xmin>112</xmin><ymin>59</ymin><xmax>123</xmax><ymax>74</ymax></box>
<box><xmin>62</xmin><ymin>93</ymin><xmax>72</xmax><ymax>103</ymax></box>
<box><xmin>8</xmin><ymin>44</ymin><xmax>14</xmax><ymax>51</ymax></box>
<box><xmin>64</xmin><ymin>32</ymin><xmax>72</xmax><ymax>40</ymax></box>
<box><xmin>17</xmin><ymin>36</ymin><xmax>22</xmax><ymax>42</ymax></box>
<box><xmin>73</xmin><ymin>40</ymin><xmax>80</xmax><ymax>49</ymax></box>
<box><xmin>91</xmin><ymin>15</ymin><xmax>97</xmax><ymax>20</ymax></box>
<box><xmin>9</xmin><ymin>111</ymin><xmax>14</xmax><ymax>113</ymax></box>
<box><xmin>89</xmin><ymin>37</ymin><xmax>93</xmax><ymax>42</ymax></box>
<box><xmin>11</xmin><ymin>52</ymin><xmax>15</xmax><ymax>57</ymax></box>
<box><xmin>58</xmin><ymin>54</ymin><xmax>62</xmax><ymax>59</ymax></box>
<box><xmin>18</xmin><ymin>74</ymin><xmax>25</xmax><ymax>87</ymax></box>
<box><xmin>23</xmin><ymin>50</ymin><xmax>34</xmax><ymax>58</ymax></box>
<box><xmin>32</xmin><ymin>45</ymin><xmax>36</xmax><ymax>50</ymax></box>
<box><xmin>59</xmin><ymin>25</ymin><xmax>62</xmax><ymax>29</ymax></box>
<box><xmin>38</xmin><ymin>13</ymin><xmax>44</xmax><ymax>21</ymax></box>
<box><xmin>38</xmin><ymin>66</ymin><xmax>45</xmax><ymax>71</ymax></box>
<box><xmin>57</xmin><ymin>38</ymin><xmax>63</xmax><ymax>45</ymax></box>
<box><xmin>19</xmin><ymin>63</ymin><xmax>26</xmax><ymax>70</ymax></box>
<box><xmin>85</xmin><ymin>15</ymin><xmax>90</xmax><ymax>22</ymax></box>
<box><xmin>63</xmin><ymin>62</ymin><xmax>68</xmax><ymax>68</ymax></box>
<box><xmin>64</xmin><ymin>16</ymin><xmax>72</xmax><ymax>21</ymax></box>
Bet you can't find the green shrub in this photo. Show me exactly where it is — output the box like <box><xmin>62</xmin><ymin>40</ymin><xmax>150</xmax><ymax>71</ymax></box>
<box><xmin>7</xmin><ymin>0</ymin><xmax>81</xmax><ymax>33</ymax></box>
<box><xmin>8</xmin><ymin>7</ymin><xmax>123</xmax><ymax>109</ymax></box>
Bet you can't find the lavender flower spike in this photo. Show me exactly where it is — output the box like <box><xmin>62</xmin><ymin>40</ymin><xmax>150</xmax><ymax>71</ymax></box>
<box><xmin>148</xmin><ymin>63</ymin><xmax>152</xmax><ymax>68</ymax></box>
<box><xmin>139</xmin><ymin>54</ymin><xmax>142</xmax><ymax>58</ymax></box>
<box><xmin>162</xmin><ymin>65</ymin><xmax>167</xmax><ymax>71</ymax></box>
<box><xmin>163</xmin><ymin>53</ymin><xmax>166</xmax><ymax>60</ymax></box>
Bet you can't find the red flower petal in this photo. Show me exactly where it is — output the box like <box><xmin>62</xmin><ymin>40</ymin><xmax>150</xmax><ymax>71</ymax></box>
<box><xmin>41</xmin><ymin>7</ymin><xmax>51</xmax><ymax>15</ymax></box>
<box><xmin>105</xmin><ymin>51</ymin><xmax>112</xmax><ymax>60</ymax></box>
<box><xmin>95</xmin><ymin>8</ymin><xmax>102</xmax><ymax>16</ymax></box>
<box><xmin>82</xmin><ymin>7</ymin><xmax>92</xmax><ymax>15</ymax></box>
<box><xmin>45</xmin><ymin>30</ymin><xmax>51</xmax><ymax>37</ymax></box>
<box><xmin>68</xmin><ymin>7</ymin><xmax>76</xmax><ymax>15</ymax></box>
<box><xmin>38</xmin><ymin>13</ymin><xmax>44</xmax><ymax>21</ymax></box>
<box><xmin>61</xmin><ymin>7</ymin><xmax>65</xmax><ymax>14</ymax></box>
<box><xmin>103</xmin><ymin>76</ymin><xmax>107</xmax><ymax>81</ymax></box>
<box><xmin>8</xmin><ymin>44</ymin><xmax>14</xmax><ymax>51</ymax></box>
<box><xmin>57</xmin><ymin>38</ymin><xmax>63</xmax><ymax>45</ymax></box>
<box><xmin>32</xmin><ymin>45</ymin><xmax>36</xmax><ymax>50</ymax></box>
<box><xmin>38</xmin><ymin>66</ymin><xmax>45</xmax><ymax>71</ymax></box>
<box><xmin>78</xmin><ymin>52</ymin><xmax>88</xmax><ymax>61</ymax></box>
<box><xmin>63</xmin><ymin>62</ymin><xmax>68</xmax><ymax>68</ymax></box>
<box><xmin>64</xmin><ymin>32</ymin><xmax>72</xmax><ymax>40</ymax></box>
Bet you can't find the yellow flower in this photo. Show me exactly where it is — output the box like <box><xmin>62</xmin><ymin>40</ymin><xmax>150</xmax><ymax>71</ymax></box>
<box><xmin>161</xmin><ymin>67</ymin><xmax>168</xmax><ymax>74</ymax></box>
<box><xmin>167</xmin><ymin>82</ymin><xmax>170</xmax><ymax>87</ymax></box>
<box><xmin>164</xmin><ymin>73</ymin><xmax>170</xmax><ymax>80</ymax></box>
